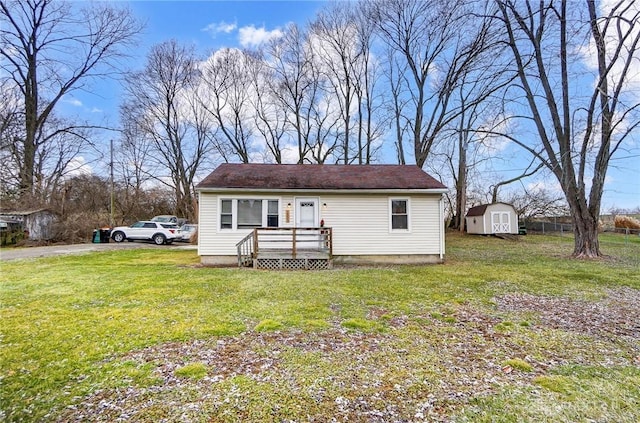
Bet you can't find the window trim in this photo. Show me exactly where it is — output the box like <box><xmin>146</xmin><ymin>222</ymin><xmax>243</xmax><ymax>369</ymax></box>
<box><xmin>389</xmin><ymin>197</ymin><xmax>411</xmax><ymax>232</ymax></box>
<box><xmin>219</xmin><ymin>197</ymin><xmax>280</xmax><ymax>231</ymax></box>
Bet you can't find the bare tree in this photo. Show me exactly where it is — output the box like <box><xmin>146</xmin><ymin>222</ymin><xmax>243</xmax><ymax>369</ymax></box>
<box><xmin>495</xmin><ymin>0</ymin><xmax>640</xmax><ymax>257</ymax></box>
<box><xmin>0</xmin><ymin>80</ymin><xmax>23</xmax><ymax>200</ymax></box>
<box><xmin>368</xmin><ymin>0</ymin><xmax>482</xmax><ymax>168</ymax></box>
<box><xmin>381</xmin><ymin>47</ymin><xmax>411</xmax><ymax>164</ymax></box>
<box><xmin>0</xmin><ymin>0</ymin><xmax>141</xmax><ymax>200</ymax></box>
<box><xmin>506</xmin><ymin>187</ymin><xmax>569</xmax><ymax>220</ymax></box>
<box><xmin>122</xmin><ymin>40</ymin><xmax>212</xmax><ymax>221</ymax></box>
<box><xmin>434</xmin><ymin>4</ymin><xmax>515</xmax><ymax>231</ymax></box>
<box><xmin>352</xmin><ymin>3</ymin><xmax>386</xmax><ymax>164</ymax></box>
<box><xmin>490</xmin><ymin>159</ymin><xmax>544</xmax><ymax>204</ymax></box>
<box><xmin>267</xmin><ymin>23</ymin><xmax>320</xmax><ymax>163</ymax></box>
<box><xmin>115</xmin><ymin>105</ymin><xmax>156</xmax><ymax>221</ymax></box>
<box><xmin>311</xmin><ymin>3</ymin><xmax>363</xmax><ymax>164</ymax></box>
<box><xmin>200</xmin><ymin>48</ymin><xmax>258</xmax><ymax>163</ymax></box>
<box><xmin>245</xmin><ymin>49</ymin><xmax>289</xmax><ymax>163</ymax></box>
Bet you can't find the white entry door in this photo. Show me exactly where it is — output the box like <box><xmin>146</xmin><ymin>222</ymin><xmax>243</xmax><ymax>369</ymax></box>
<box><xmin>491</xmin><ymin>212</ymin><xmax>511</xmax><ymax>233</ymax></box>
<box><xmin>295</xmin><ymin>198</ymin><xmax>319</xmax><ymax>227</ymax></box>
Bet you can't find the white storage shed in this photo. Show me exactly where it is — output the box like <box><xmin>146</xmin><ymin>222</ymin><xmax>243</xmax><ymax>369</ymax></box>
<box><xmin>465</xmin><ymin>202</ymin><xmax>519</xmax><ymax>235</ymax></box>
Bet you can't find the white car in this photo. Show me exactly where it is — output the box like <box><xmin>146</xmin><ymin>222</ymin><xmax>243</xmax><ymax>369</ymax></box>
<box><xmin>110</xmin><ymin>221</ymin><xmax>180</xmax><ymax>245</ymax></box>
<box><xmin>179</xmin><ymin>224</ymin><xmax>198</xmax><ymax>242</ymax></box>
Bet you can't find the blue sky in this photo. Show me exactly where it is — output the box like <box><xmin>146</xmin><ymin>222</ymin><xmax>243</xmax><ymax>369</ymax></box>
<box><xmin>59</xmin><ymin>0</ymin><xmax>639</xmax><ymax>211</ymax></box>
<box><xmin>62</xmin><ymin>1</ymin><xmax>325</xmax><ymax>127</ymax></box>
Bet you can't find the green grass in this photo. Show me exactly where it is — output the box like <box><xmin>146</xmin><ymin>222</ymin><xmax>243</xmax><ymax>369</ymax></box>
<box><xmin>1</xmin><ymin>233</ymin><xmax>638</xmax><ymax>421</ymax></box>
<box><xmin>174</xmin><ymin>363</ymin><xmax>209</xmax><ymax>380</ymax></box>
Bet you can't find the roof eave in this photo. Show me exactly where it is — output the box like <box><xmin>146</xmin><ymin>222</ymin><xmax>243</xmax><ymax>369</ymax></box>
<box><xmin>196</xmin><ymin>187</ymin><xmax>448</xmax><ymax>194</ymax></box>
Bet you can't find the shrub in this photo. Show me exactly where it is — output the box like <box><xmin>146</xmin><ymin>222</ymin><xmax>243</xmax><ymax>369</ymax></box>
<box><xmin>614</xmin><ymin>215</ymin><xmax>640</xmax><ymax>230</ymax></box>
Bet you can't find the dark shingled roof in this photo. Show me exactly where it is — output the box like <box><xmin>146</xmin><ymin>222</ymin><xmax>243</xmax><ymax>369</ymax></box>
<box><xmin>196</xmin><ymin>164</ymin><xmax>446</xmax><ymax>191</ymax></box>
<box><xmin>466</xmin><ymin>204</ymin><xmax>489</xmax><ymax>217</ymax></box>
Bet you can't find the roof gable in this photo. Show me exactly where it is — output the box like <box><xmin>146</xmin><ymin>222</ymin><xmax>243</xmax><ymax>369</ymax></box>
<box><xmin>466</xmin><ymin>202</ymin><xmax>515</xmax><ymax>217</ymax></box>
<box><xmin>196</xmin><ymin>164</ymin><xmax>446</xmax><ymax>191</ymax></box>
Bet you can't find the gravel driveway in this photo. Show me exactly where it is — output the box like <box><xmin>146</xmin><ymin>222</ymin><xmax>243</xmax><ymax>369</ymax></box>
<box><xmin>0</xmin><ymin>242</ymin><xmax>196</xmax><ymax>261</ymax></box>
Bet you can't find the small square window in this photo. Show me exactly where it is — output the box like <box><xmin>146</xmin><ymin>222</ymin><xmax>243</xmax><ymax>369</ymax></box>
<box><xmin>390</xmin><ymin>199</ymin><xmax>409</xmax><ymax>230</ymax></box>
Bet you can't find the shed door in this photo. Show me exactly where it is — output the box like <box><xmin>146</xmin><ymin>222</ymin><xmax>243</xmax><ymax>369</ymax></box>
<box><xmin>491</xmin><ymin>212</ymin><xmax>511</xmax><ymax>233</ymax></box>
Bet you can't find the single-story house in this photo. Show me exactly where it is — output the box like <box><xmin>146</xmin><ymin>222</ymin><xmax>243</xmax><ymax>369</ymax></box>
<box><xmin>196</xmin><ymin>164</ymin><xmax>447</xmax><ymax>268</ymax></box>
<box><xmin>0</xmin><ymin>209</ymin><xmax>56</xmax><ymax>240</ymax></box>
<box><xmin>465</xmin><ymin>202</ymin><xmax>519</xmax><ymax>235</ymax></box>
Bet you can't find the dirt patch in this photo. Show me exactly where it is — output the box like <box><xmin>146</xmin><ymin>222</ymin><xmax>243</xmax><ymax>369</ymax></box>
<box><xmin>495</xmin><ymin>287</ymin><xmax>640</xmax><ymax>341</ymax></box>
<box><xmin>57</xmin><ymin>288</ymin><xmax>640</xmax><ymax>422</ymax></box>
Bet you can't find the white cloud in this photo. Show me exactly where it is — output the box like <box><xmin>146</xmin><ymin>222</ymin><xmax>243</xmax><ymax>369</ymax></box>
<box><xmin>280</xmin><ymin>146</ymin><xmax>301</xmax><ymax>164</ymax></box>
<box><xmin>64</xmin><ymin>156</ymin><xmax>92</xmax><ymax>178</ymax></box>
<box><xmin>90</xmin><ymin>107</ymin><xmax>102</xmax><ymax>113</ymax></box>
<box><xmin>202</xmin><ymin>20</ymin><xmax>237</xmax><ymax>36</ymax></box>
<box><xmin>238</xmin><ymin>25</ymin><xmax>283</xmax><ymax>48</ymax></box>
<box><xmin>581</xmin><ymin>1</ymin><xmax>640</xmax><ymax>99</ymax></box>
<box><xmin>64</xmin><ymin>97</ymin><xmax>83</xmax><ymax>107</ymax></box>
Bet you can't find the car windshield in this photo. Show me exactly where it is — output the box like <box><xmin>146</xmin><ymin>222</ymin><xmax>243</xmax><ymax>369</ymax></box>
<box><xmin>152</xmin><ymin>216</ymin><xmax>176</xmax><ymax>222</ymax></box>
<box><xmin>160</xmin><ymin>224</ymin><xmax>178</xmax><ymax>229</ymax></box>
<box><xmin>130</xmin><ymin>222</ymin><xmax>145</xmax><ymax>228</ymax></box>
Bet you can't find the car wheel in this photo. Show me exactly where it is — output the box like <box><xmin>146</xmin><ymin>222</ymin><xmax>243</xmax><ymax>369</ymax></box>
<box><xmin>112</xmin><ymin>231</ymin><xmax>126</xmax><ymax>243</ymax></box>
<box><xmin>152</xmin><ymin>233</ymin><xmax>166</xmax><ymax>245</ymax></box>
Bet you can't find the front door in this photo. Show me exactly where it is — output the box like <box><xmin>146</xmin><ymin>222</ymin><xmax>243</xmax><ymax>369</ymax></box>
<box><xmin>295</xmin><ymin>198</ymin><xmax>320</xmax><ymax>250</ymax></box>
<box><xmin>295</xmin><ymin>198</ymin><xmax>319</xmax><ymax>227</ymax></box>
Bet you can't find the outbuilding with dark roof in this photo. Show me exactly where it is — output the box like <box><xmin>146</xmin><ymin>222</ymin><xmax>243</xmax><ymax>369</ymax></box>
<box><xmin>465</xmin><ymin>202</ymin><xmax>519</xmax><ymax>235</ymax></box>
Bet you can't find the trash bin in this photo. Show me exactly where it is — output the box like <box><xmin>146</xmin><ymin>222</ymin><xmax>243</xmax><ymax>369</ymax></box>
<box><xmin>92</xmin><ymin>229</ymin><xmax>101</xmax><ymax>243</ymax></box>
<box><xmin>99</xmin><ymin>228</ymin><xmax>111</xmax><ymax>243</ymax></box>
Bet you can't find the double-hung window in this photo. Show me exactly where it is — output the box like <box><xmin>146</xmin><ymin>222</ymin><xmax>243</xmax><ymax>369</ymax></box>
<box><xmin>390</xmin><ymin>198</ymin><xmax>409</xmax><ymax>231</ymax></box>
<box><xmin>221</xmin><ymin>200</ymin><xmax>233</xmax><ymax>229</ymax></box>
<box><xmin>220</xmin><ymin>199</ymin><xmax>279</xmax><ymax>230</ymax></box>
<box><xmin>237</xmin><ymin>199</ymin><xmax>263</xmax><ymax>229</ymax></box>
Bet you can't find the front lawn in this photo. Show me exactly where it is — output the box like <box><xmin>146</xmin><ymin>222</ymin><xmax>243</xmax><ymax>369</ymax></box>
<box><xmin>1</xmin><ymin>233</ymin><xmax>638</xmax><ymax>422</ymax></box>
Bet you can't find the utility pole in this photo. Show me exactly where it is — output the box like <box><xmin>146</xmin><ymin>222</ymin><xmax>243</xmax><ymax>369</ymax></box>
<box><xmin>110</xmin><ymin>139</ymin><xmax>115</xmax><ymax>227</ymax></box>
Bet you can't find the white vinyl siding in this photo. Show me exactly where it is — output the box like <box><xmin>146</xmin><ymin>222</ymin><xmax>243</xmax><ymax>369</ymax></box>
<box><xmin>315</xmin><ymin>194</ymin><xmax>441</xmax><ymax>256</ymax></box>
<box><xmin>199</xmin><ymin>194</ymin><xmax>284</xmax><ymax>256</ymax></box>
<box><xmin>198</xmin><ymin>191</ymin><xmax>444</xmax><ymax>257</ymax></box>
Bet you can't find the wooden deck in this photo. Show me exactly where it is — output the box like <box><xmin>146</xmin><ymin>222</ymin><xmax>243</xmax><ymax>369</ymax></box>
<box><xmin>236</xmin><ymin>227</ymin><xmax>332</xmax><ymax>269</ymax></box>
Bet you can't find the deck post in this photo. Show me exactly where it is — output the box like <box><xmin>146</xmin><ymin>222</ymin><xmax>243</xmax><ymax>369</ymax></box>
<box><xmin>292</xmin><ymin>228</ymin><xmax>297</xmax><ymax>259</ymax></box>
<box><xmin>253</xmin><ymin>228</ymin><xmax>258</xmax><ymax>257</ymax></box>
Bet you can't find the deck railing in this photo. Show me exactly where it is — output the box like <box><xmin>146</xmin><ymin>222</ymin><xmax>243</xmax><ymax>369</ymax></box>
<box><xmin>236</xmin><ymin>227</ymin><xmax>332</xmax><ymax>267</ymax></box>
<box><xmin>236</xmin><ymin>231</ymin><xmax>255</xmax><ymax>267</ymax></box>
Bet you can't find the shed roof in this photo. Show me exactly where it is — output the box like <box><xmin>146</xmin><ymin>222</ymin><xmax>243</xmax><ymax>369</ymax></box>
<box><xmin>0</xmin><ymin>209</ymin><xmax>53</xmax><ymax>217</ymax></box>
<box><xmin>196</xmin><ymin>164</ymin><xmax>447</xmax><ymax>191</ymax></box>
<box><xmin>466</xmin><ymin>204</ymin><xmax>489</xmax><ymax>217</ymax></box>
<box><xmin>466</xmin><ymin>202</ymin><xmax>515</xmax><ymax>217</ymax></box>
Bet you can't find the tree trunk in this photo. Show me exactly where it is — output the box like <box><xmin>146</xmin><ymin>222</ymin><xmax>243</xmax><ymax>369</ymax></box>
<box><xmin>571</xmin><ymin>209</ymin><xmax>600</xmax><ymax>258</ymax></box>
<box><xmin>455</xmin><ymin>129</ymin><xmax>467</xmax><ymax>232</ymax></box>
<box><xmin>566</xmin><ymin>185</ymin><xmax>600</xmax><ymax>258</ymax></box>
